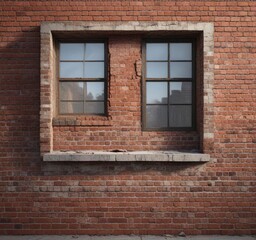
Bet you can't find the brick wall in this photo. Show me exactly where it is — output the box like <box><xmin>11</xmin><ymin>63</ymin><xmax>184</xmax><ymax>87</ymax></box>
<box><xmin>0</xmin><ymin>0</ymin><xmax>255</xmax><ymax>235</ymax></box>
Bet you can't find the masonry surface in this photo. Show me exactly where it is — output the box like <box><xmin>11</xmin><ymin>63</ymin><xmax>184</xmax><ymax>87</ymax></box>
<box><xmin>0</xmin><ymin>0</ymin><xmax>255</xmax><ymax>236</ymax></box>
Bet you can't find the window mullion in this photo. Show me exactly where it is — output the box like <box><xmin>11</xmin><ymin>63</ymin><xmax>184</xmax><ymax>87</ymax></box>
<box><xmin>167</xmin><ymin>43</ymin><xmax>170</xmax><ymax>128</ymax></box>
<box><xmin>83</xmin><ymin>82</ymin><xmax>85</xmax><ymax>114</ymax></box>
<box><xmin>83</xmin><ymin>44</ymin><xmax>86</xmax><ymax>113</ymax></box>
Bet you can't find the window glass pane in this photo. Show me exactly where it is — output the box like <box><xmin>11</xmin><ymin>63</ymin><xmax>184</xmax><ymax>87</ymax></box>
<box><xmin>170</xmin><ymin>62</ymin><xmax>192</xmax><ymax>79</ymax></box>
<box><xmin>85</xmin><ymin>102</ymin><xmax>104</xmax><ymax>114</ymax></box>
<box><xmin>86</xmin><ymin>82</ymin><xmax>104</xmax><ymax>100</ymax></box>
<box><xmin>60</xmin><ymin>43</ymin><xmax>84</xmax><ymax>61</ymax></box>
<box><xmin>146</xmin><ymin>62</ymin><xmax>168</xmax><ymax>78</ymax></box>
<box><xmin>60</xmin><ymin>82</ymin><xmax>83</xmax><ymax>101</ymax></box>
<box><xmin>146</xmin><ymin>43</ymin><xmax>168</xmax><ymax>61</ymax></box>
<box><xmin>170</xmin><ymin>43</ymin><xmax>192</xmax><ymax>60</ymax></box>
<box><xmin>169</xmin><ymin>105</ymin><xmax>192</xmax><ymax>127</ymax></box>
<box><xmin>146</xmin><ymin>82</ymin><xmax>167</xmax><ymax>104</ymax></box>
<box><xmin>84</xmin><ymin>62</ymin><xmax>104</xmax><ymax>78</ymax></box>
<box><xmin>146</xmin><ymin>105</ymin><xmax>168</xmax><ymax>128</ymax></box>
<box><xmin>170</xmin><ymin>82</ymin><xmax>192</xmax><ymax>104</ymax></box>
<box><xmin>60</xmin><ymin>102</ymin><xmax>83</xmax><ymax>114</ymax></box>
<box><xmin>85</xmin><ymin>43</ymin><xmax>105</xmax><ymax>61</ymax></box>
<box><xmin>60</xmin><ymin>62</ymin><xmax>83</xmax><ymax>78</ymax></box>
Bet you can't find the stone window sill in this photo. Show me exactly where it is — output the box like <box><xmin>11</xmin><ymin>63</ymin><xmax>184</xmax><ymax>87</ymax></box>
<box><xmin>43</xmin><ymin>151</ymin><xmax>210</xmax><ymax>162</ymax></box>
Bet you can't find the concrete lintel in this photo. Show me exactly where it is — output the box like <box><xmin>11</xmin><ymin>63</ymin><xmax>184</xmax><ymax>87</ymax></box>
<box><xmin>41</xmin><ymin>21</ymin><xmax>214</xmax><ymax>33</ymax></box>
<box><xmin>43</xmin><ymin>151</ymin><xmax>210</xmax><ymax>163</ymax></box>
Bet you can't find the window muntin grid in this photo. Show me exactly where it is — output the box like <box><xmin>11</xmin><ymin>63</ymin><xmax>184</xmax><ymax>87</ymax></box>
<box><xmin>58</xmin><ymin>42</ymin><xmax>107</xmax><ymax>115</ymax></box>
<box><xmin>144</xmin><ymin>41</ymin><xmax>195</xmax><ymax>130</ymax></box>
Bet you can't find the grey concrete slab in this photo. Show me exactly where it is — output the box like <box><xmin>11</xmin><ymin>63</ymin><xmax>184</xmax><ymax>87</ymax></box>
<box><xmin>43</xmin><ymin>151</ymin><xmax>210</xmax><ymax>163</ymax></box>
<box><xmin>0</xmin><ymin>237</ymin><xmax>43</xmax><ymax>240</ymax></box>
<box><xmin>141</xmin><ymin>236</ymin><xmax>169</xmax><ymax>240</ymax></box>
<box><xmin>0</xmin><ymin>236</ymin><xmax>255</xmax><ymax>240</ymax></box>
<box><xmin>90</xmin><ymin>236</ymin><xmax>140</xmax><ymax>240</ymax></box>
<box><xmin>183</xmin><ymin>237</ymin><xmax>256</xmax><ymax>240</ymax></box>
<box><xmin>162</xmin><ymin>236</ymin><xmax>256</xmax><ymax>240</ymax></box>
<box><xmin>39</xmin><ymin>236</ymin><xmax>91</xmax><ymax>240</ymax></box>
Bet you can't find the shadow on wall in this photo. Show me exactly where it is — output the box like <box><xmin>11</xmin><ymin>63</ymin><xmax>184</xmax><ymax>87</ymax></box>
<box><xmin>0</xmin><ymin>27</ymin><xmax>42</xmax><ymax>175</ymax></box>
<box><xmin>41</xmin><ymin>161</ymin><xmax>206</xmax><ymax>176</ymax></box>
<box><xmin>0</xmin><ymin>28</ymin><xmax>208</xmax><ymax>177</ymax></box>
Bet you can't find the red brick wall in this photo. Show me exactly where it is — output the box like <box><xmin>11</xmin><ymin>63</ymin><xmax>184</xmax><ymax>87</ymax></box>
<box><xmin>0</xmin><ymin>0</ymin><xmax>255</xmax><ymax>235</ymax></box>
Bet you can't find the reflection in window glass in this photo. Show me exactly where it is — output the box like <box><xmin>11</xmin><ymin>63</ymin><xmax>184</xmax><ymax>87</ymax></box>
<box><xmin>60</xmin><ymin>102</ymin><xmax>83</xmax><ymax>114</ymax></box>
<box><xmin>144</xmin><ymin>41</ymin><xmax>194</xmax><ymax>129</ymax></box>
<box><xmin>86</xmin><ymin>82</ymin><xmax>104</xmax><ymax>100</ymax></box>
<box><xmin>147</xmin><ymin>62</ymin><xmax>168</xmax><ymax>78</ymax></box>
<box><xmin>169</xmin><ymin>105</ymin><xmax>192</xmax><ymax>127</ymax></box>
<box><xmin>170</xmin><ymin>62</ymin><xmax>192</xmax><ymax>78</ymax></box>
<box><xmin>146</xmin><ymin>82</ymin><xmax>167</xmax><ymax>104</ymax></box>
<box><xmin>60</xmin><ymin>62</ymin><xmax>83</xmax><ymax>78</ymax></box>
<box><xmin>146</xmin><ymin>105</ymin><xmax>168</xmax><ymax>128</ymax></box>
<box><xmin>85</xmin><ymin>102</ymin><xmax>104</xmax><ymax>114</ymax></box>
<box><xmin>60</xmin><ymin>43</ymin><xmax>84</xmax><ymax>61</ymax></box>
<box><xmin>85</xmin><ymin>43</ymin><xmax>104</xmax><ymax>61</ymax></box>
<box><xmin>170</xmin><ymin>82</ymin><xmax>192</xmax><ymax>104</ymax></box>
<box><xmin>60</xmin><ymin>82</ymin><xmax>83</xmax><ymax>101</ymax></box>
<box><xmin>84</xmin><ymin>62</ymin><xmax>104</xmax><ymax>78</ymax></box>
<box><xmin>170</xmin><ymin>43</ymin><xmax>192</xmax><ymax>61</ymax></box>
<box><xmin>146</xmin><ymin>43</ymin><xmax>168</xmax><ymax>61</ymax></box>
<box><xmin>59</xmin><ymin>42</ymin><xmax>106</xmax><ymax>115</ymax></box>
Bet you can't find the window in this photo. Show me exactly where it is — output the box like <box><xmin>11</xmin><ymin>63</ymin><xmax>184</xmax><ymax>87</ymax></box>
<box><xmin>58</xmin><ymin>42</ymin><xmax>107</xmax><ymax>115</ymax></box>
<box><xmin>143</xmin><ymin>41</ymin><xmax>195</xmax><ymax>130</ymax></box>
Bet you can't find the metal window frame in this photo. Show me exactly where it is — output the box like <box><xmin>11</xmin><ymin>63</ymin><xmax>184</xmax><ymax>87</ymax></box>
<box><xmin>142</xmin><ymin>38</ymin><xmax>196</xmax><ymax>131</ymax></box>
<box><xmin>56</xmin><ymin>40</ymin><xmax>108</xmax><ymax>116</ymax></box>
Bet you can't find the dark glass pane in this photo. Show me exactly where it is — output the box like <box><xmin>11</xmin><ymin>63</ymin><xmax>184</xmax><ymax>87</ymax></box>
<box><xmin>85</xmin><ymin>102</ymin><xmax>104</xmax><ymax>114</ymax></box>
<box><xmin>146</xmin><ymin>82</ymin><xmax>167</xmax><ymax>104</ymax></box>
<box><xmin>170</xmin><ymin>43</ymin><xmax>192</xmax><ymax>60</ymax></box>
<box><xmin>60</xmin><ymin>62</ymin><xmax>83</xmax><ymax>78</ymax></box>
<box><xmin>86</xmin><ymin>82</ymin><xmax>104</xmax><ymax>100</ymax></box>
<box><xmin>146</xmin><ymin>105</ymin><xmax>168</xmax><ymax>128</ymax></box>
<box><xmin>146</xmin><ymin>62</ymin><xmax>168</xmax><ymax>78</ymax></box>
<box><xmin>170</xmin><ymin>62</ymin><xmax>192</xmax><ymax>79</ymax></box>
<box><xmin>169</xmin><ymin>105</ymin><xmax>192</xmax><ymax>127</ymax></box>
<box><xmin>146</xmin><ymin>43</ymin><xmax>168</xmax><ymax>61</ymax></box>
<box><xmin>85</xmin><ymin>43</ymin><xmax>104</xmax><ymax>60</ymax></box>
<box><xmin>84</xmin><ymin>62</ymin><xmax>104</xmax><ymax>78</ymax></box>
<box><xmin>170</xmin><ymin>82</ymin><xmax>192</xmax><ymax>104</ymax></box>
<box><xmin>60</xmin><ymin>102</ymin><xmax>83</xmax><ymax>114</ymax></box>
<box><xmin>60</xmin><ymin>43</ymin><xmax>84</xmax><ymax>61</ymax></box>
<box><xmin>60</xmin><ymin>82</ymin><xmax>83</xmax><ymax>101</ymax></box>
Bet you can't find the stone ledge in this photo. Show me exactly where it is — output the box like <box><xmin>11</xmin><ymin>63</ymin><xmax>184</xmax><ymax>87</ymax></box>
<box><xmin>43</xmin><ymin>151</ymin><xmax>210</xmax><ymax>162</ymax></box>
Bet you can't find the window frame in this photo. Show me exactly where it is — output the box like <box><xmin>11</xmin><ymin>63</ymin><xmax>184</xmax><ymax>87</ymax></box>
<box><xmin>142</xmin><ymin>38</ymin><xmax>197</xmax><ymax>131</ymax></box>
<box><xmin>56</xmin><ymin>39</ymin><xmax>108</xmax><ymax>116</ymax></box>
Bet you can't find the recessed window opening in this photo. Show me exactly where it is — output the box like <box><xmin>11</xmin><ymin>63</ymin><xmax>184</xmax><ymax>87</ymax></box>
<box><xmin>58</xmin><ymin>42</ymin><xmax>107</xmax><ymax>115</ymax></box>
<box><xmin>143</xmin><ymin>41</ymin><xmax>195</xmax><ymax>130</ymax></box>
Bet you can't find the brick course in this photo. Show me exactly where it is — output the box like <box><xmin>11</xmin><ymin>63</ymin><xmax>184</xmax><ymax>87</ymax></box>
<box><xmin>0</xmin><ymin>0</ymin><xmax>255</xmax><ymax>236</ymax></box>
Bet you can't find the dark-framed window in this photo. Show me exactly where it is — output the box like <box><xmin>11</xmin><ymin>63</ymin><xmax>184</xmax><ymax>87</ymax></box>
<box><xmin>58</xmin><ymin>41</ymin><xmax>107</xmax><ymax>115</ymax></box>
<box><xmin>143</xmin><ymin>40</ymin><xmax>195</xmax><ymax>130</ymax></box>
